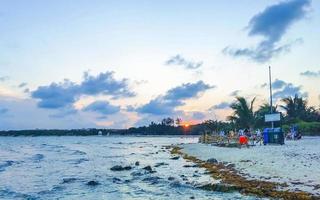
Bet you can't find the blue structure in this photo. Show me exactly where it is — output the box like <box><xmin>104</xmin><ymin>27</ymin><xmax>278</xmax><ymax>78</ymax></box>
<box><xmin>263</xmin><ymin>128</ymin><xmax>284</xmax><ymax>145</ymax></box>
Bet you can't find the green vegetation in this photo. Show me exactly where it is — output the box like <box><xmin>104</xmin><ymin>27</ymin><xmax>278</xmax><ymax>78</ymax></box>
<box><xmin>227</xmin><ymin>94</ymin><xmax>320</xmax><ymax>135</ymax></box>
<box><xmin>227</xmin><ymin>97</ymin><xmax>256</xmax><ymax>129</ymax></box>
<box><xmin>282</xmin><ymin>121</ymin><xmax>320</xmax><ymax>136</ymax></box>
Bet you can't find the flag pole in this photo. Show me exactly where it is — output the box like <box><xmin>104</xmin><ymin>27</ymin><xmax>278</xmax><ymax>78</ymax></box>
<box><xmin>269</xmin><ymin>66</ymin><xmax>274</xmax><ymax>128</ymax></box>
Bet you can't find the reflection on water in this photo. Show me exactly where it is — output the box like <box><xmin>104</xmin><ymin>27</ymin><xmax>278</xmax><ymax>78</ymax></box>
<box><xmin>0</xmin><ymin>136</ymin><xmax>259</xmax><ymax>200</ymax></box>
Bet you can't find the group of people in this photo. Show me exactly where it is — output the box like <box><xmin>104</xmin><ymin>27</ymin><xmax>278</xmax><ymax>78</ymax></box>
<box><xmin>286</xmin><ymin>125</ymin><xmax>302</xmax><ymax>140</ymax></box>
<box><xmin>218</xmin><ymin>129</ymin><xmax>263</xmax><ymax>146</ymax></box>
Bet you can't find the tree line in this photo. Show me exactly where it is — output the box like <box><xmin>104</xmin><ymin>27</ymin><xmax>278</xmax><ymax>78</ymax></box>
<box><xmin>0</xmin><ymin>94</ymin><xmax>319</xmax><ymax>136</ymax></box>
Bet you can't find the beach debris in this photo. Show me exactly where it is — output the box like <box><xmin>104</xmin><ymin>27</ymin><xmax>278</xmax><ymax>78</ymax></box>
<box><xmin>170</xmin><ymin>145</ymin><xmax>319</xmax><ymax>200</ymax></box>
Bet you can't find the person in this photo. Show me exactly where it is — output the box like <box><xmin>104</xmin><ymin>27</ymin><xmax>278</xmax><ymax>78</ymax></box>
<box><xmin>219</xmin><ymin>130</ymin><xmax>225</xmax><ymax>137</ymax></box>
<box><xmin>239</xmin><ymin>134</ymin><xmax>249</xmax><ymax>148</ymax></box>
<box><xmin>296</xmin><ymin>131</ymin><xmax>302</xmax><ymax>140</ymax></box>
<box><xmin>255</xmin><ymin>129</ymin><xmax>262</xmax><ymax>145</ymax></box>
<box><xmin>228</xmin><ymin>130</ymin><xmax>235</xmax><ymax>144</ymax></box>
<box><xmin>219</xmin><ymin>130</ymin><xmax>225</xmax><ymax>144</ymax></box>
<box><xmin>291</xmin><ymin>127</ymin><xmax>295</xmax><ymax>140</ymax></box>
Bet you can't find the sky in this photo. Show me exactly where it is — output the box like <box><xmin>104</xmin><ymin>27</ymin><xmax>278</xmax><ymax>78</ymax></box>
<box><xmin>0</xmin><ymin>0</ymin><xmax>320</xmax><ymax>130</ymax></box>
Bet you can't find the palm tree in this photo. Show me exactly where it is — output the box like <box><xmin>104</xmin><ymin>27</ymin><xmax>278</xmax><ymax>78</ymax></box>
<box><xmin>305</xmin><ymin>106</ymin><xmax>320</xmax><ymax>122</ymax></box>
<box><xmin>281</xmin><ymin>95</ymin><xmax>320</xmax><ymax>123</ymax></box>
<box><xmin>227</xmin><ymin>96</ymin><xmax>256</xmax><ymax>129</ymax></box>
<box><xmin>280</xmin><ymin>95</ymin><xmax>308</xmax><ymax>123</ymax></box>
<box><xmin>175</xmin><ymin>118</ymin><xmax>182</xmax><ymax>126</ymax></box>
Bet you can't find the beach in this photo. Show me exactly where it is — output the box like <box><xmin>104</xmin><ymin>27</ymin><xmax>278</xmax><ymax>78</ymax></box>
<box><xmin>179</xmin><ymin>137</ymin><xmax>320</xmax><ymax>197</ymax></box>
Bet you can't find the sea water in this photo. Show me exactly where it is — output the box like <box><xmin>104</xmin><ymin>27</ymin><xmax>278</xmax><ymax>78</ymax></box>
<box><xmin>0</xmin><ymin>136</ymin><xmax>261</xmax><ymax>200</ymax></box>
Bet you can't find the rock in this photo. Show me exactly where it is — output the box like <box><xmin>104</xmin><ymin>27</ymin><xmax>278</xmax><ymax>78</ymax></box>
<box><xmin>170</xmin><ymin>156</ymin><xmax>180</xmax><ymax>160</ymax></box>
<box><xmin>206</xmin><ymin>158</ymin><xmax>218</xmax><ymax>164</ymax></box>
<box><xmin>291</xmin><ymin>181</ymin><xmax>303</xmax><ymax>185</ymax></box>
<box><xmin>199</xmin><ymin>183</ymin><xmax>240</xmax><ymax>192</ymax></box>
<box><xmin>183</xmin><ymin>164</ymin><xmax>198</xmax><ymax>168</ymax></box>
<box><xmin>143</xmin><ymin>165</ymin><xmax>153</xmax><ymax>172</ymax></box>
<box><xmin>142</xmin><ymin>176</ymin><xmax>161</xmax><ymax>184</ymax></box>
<box><xmin>226</xmin><ymin>163</ymin><xmax>235</xmax><ymax>169</ymax></box>
<box><xmin>123</xmin><ymin>166</ymin><xmax>132</xmax><ymax>170</ymax></box>
<box><xmin>135</xmin><ymin>161</ymin><xmax>140</xmax><ymax>166</ymax></box>
<box><xmin>110</xmin><ymin>165</ymin><xmax>123</xmax><ymax>171</ymax></box>
<box><xmin>62</xmin><ymin>177</ymin><xmax>77</xmax><ymax>184</ymax></box>
<box><xmin>32</xmin><ymin>154</ymin><xmax>45</xmax><ymax>162</ymax></box>
<box><xmin>314</xmin><ymin>184</ymin><xmax>320</xmax><ymax>190</ymax></box>
<box><xmin>239</xmin><ymin>160</ymin><xmax>251</xmax><ymax>163</ymax></box>
<box><xmin>168</xmin><ymin>176</ymin><xmax>175</xmax><ymax>181</ymax></box>
<box><xmin>193</xmin><ymin>173</ymin><xmax>201</xmax><ymax>177</ymax></box>
<box><xmin>110</xmin><ymin>165</ymin><xmax>132</xmax><ymax>171</ymax></box>
<box><xmin>142</xmin><ymin>165</ymin><xmax>156</xmax><ymax>173</ymax></box>
<box><xmin>154</xmin><ymin>162</ymin><xmax>168</xmax><ymax>167</ymax></box>
<box><xmin>131</xmin><ymin>171</ymin><xmax>143</xmax><ymax>177</ymax></box>
<box><xmin>170</xmin><ymin>180</ymin><xmax>182</xmax><ymax>187</ymax></box>
<box><xmin>112</xmin><ymin>177</ymin><xmax>122</xmax><ymax>183</ymax></box>
<box><xmin>87</xmin><ymin>180</ymin><xmax>100</xmax><ymax>186</ymax></box>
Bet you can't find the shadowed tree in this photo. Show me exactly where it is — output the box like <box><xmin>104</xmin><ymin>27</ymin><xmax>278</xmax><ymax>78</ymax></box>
<box><xmin>175</xmin><ymin>118</ymin><xmax>182</xmax><ymax>126</ymax></box>
<box><xmin>281</xmin><ymin>95</ymin><xmax>320</xmax><ymax>123</ymax></box>
<box><xmin>228</xmin><ymin>96</ymin><xmax>256</xmax><ymax>129</ymax></box>
<box><xmin>161</xmin><ymin>117</ymin><xmax>174</xmax><ymax>126</ymax></box>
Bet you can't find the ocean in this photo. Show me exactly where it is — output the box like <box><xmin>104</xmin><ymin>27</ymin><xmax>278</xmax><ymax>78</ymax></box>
<box><xmin>0</xmin><ymin>136</ymin><xmax>259</xmax><ymax>200</ymax></box>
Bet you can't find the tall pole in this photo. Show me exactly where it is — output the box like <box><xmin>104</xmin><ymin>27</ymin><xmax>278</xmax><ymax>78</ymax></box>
<box><xmin>269</xmin><ymin>66</ymin><xmax>274</xmax><ymax>128</ymax></box>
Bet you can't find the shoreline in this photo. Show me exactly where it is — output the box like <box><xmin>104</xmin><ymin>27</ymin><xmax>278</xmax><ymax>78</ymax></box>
<box><xmin>169</xmin><ymin>144</ymin><xmax>320</xmax><ymax>200</ymax></box>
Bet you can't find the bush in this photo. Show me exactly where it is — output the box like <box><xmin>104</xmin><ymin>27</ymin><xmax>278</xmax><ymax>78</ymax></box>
<box><xmin>282</xmin><ymin>121</ymin><xmax>320</xmax><ymax>136</ymax></box>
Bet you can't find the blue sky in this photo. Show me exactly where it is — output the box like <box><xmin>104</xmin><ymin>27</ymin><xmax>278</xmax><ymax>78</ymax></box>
<box><xmin>0</xmin><ymin>0</ymin><xmax>319</xmax><ymax>130</ymax></box>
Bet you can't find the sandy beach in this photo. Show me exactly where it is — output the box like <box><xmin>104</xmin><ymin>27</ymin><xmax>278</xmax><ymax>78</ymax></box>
<box><xmin>180</xmin><ymin>137</ymin><xmax>320</xmax><ymax>196</ymax></box>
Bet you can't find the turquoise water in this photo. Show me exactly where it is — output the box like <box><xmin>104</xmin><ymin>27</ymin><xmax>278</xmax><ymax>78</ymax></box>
<box><xmin>0</xmin><ymin>136</ymin><xmax>261</xmax><ymax>199</ymax></box>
